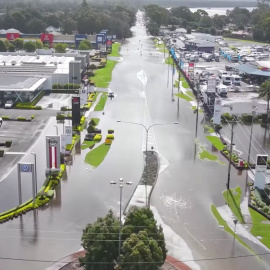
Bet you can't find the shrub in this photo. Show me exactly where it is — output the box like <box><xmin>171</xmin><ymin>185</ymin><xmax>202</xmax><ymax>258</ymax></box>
<box><xmin>5</xmin><ymin>141</ymin><xmax>12</xmax><ymax>148</ymax></box>
<box><xmin>56</xmin><ymin>114</ymin><xmax>66</xmax><ymax>120</ymax></box>
<box><xmin>17</xmin><ymin>117</ymin><xmax>27</xmax><ymax>121</ymax></box>
<box><xmin>52</xmin><ymin>83</ymin><xmax>64</xmax><ymax>89</ymax></box>
<box><xmin>263</xmin><ymin>205</ymin><xmax>269</xmax><ymax>214</ymax></box>
<box><xmin>87</xmin><ymin>124</ymin><xmax>95</xmax><ymax>134</ymax></box>
<box><xmin>0</xmin><ymin>150</ymin><xmax>4</xmax><ymax>157</ymax></box>
<box><xmin>85</xmin><ymin>71</ymin><xmax>95</xmax><ymax>77</ymax></box>
<box><xmin>241</xmin><ymin>114</ymin><xmax>253</xmax><ymax>123</ymax></box>
<box><xmin>106</xmin><ymin>134</ymin><xmax>114</xmax><ymax>139</ymax></box>
<box><xmin>93</xmin><ymin>134</ymin><xmax>102</xmax><ymax>142</ymax></box>
<box><xmin>2</xmin><ymin>116</ymin><xmax>10</xmax><ymax>120</ymax></box>
<box><xmin>60</xmin><ymin>106</ymin><xmax>71</xmax><ymax>111</ymax></box>
<box><xmin>108</xmin><ymin>129</ymin><xmax>114</xmax><ymax>134</ymax></box>
<box><xmin>31</xmin><ymin>115</ymin><xmax>36</xmax><ymax>120</ymax></box>
<box><xmin>89</xmin><ymin>64</ymin><xmax>97</xmax><ymax>69</ymax></box>
<box><xmin>105</xmin><ymin>139</ymin><xmax>112</xmax><ymax>145</ymax></box>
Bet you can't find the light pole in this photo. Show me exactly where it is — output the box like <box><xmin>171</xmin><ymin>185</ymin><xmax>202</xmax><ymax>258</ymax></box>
<box><xmin>195</xmin><ymin>77</ymin><xmax>200</xmax><ymax>139</ymax></box>
<box><xmin>117</xmin><ymin>120</ymin><xmax>178</xmax><ymax>153</ymax></box>
<box><xmin>245</xmin><ymin>106</ymin><xmax>257</xmax><ymax>192</ymax></box>
<box><xmin>53</xmin><ymin>125</ymin><xmax>59</xmax><ymax>136</ymax></box>
<box><xmin>31</xmin><ymin>152</ymin><xmax>37</xmax><ymax>196</ymax></box>
<box><xmin>227</xmin><ymin>105</ymin><xmax>235</xmax><ymax>190</ymax></box>
<box><xmin>110</xmin><ymin>178</ymin><xmax>132</xmax><ymax>262</ymax></box>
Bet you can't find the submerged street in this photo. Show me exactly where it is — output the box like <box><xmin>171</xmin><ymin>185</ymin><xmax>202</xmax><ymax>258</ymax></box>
<box><xmin>0</xmin><ymin>11</ymin><xmax>270</xmax><ymax>270</ymax></box>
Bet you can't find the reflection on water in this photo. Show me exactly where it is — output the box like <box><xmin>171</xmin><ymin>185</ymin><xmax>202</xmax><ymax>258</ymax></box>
<box><xmin>20</xmin><ymin>210</ymin><xmax>39</xmax><ymax>245</ymax></box>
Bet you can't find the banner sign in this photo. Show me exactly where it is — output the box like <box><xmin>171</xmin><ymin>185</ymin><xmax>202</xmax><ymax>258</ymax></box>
<box><xmin>6</xmin><ymin>33</ymin><xmax>20</xmax><ymax>40</ymax></box>
<box><xmin>65</xmin><ymin>125</ymin><xmax>72</xmax><ymax>144</ymax></box>
<box><xmin>213</xmin><ymin>98</ymin><xmax>222</xmax><ymax>125</ymax></box>
<box><xmin>40</xmin><ymin>33</ymin><xmax>54</xmax><ymax>45</ymax></box>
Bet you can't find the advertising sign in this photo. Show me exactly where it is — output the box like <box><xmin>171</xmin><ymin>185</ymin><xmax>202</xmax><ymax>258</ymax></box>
<box><xmin>46</xmin><ymin>136</ymin><xmax>61</xmax><ymax>170</ymax></box>
<box><xmin>96</xmin><ymin>34</ymin><xmax>105</xmax><ymax>44</ymax></box>
<box><xmin>112</xmin><ymin>35</ymin><xmax>117</xmax><ymax>40</ymax></box>
<box><xmin>188</xmin><ymin>62</ymin><xmax>194</xmax><ymax>79</ymax></box>
<box><xmin>80</xmin><ymin>87</ymin><xmax>88</xmax><ymax>105</ymax></box>
<box><xmin>72</xmin><ymin>96</ymin><xmax>81</xmax><ymax>126</ymax></box>
<box><xmin>207</xmin><ymin>77</ymin><xmax>216</xmax><ymax>93</ymax></box>
<box><xmin>40</xmin><ymin>33</ymin><xmax>54</xmax><ymax>45</ymax></box>
<box><xmin>75</xmin><ymin>34</ymin><xmax>87</xmax><ymax>47</ymax></box>
<box><xmin>6</xmin><ymin>33</ymin><xmax>20</xmax><ymax>40</ymax></box>
<box><xmin>255</xmin><ymin>154</ymin><xmax>268</xmax><ymax>189</ymax></box>
<box><xmin>213</xmin><ymin>97</ymin><xmax>222</xmax><ymax>125</ymax></box>
<box><xmin>65</xmin><ymin>125</ymin><xmax>72</xmax><ymax>144</ymax></box>
<box><xmin>60</xmin><ymin>134</ymin><xmax>67</xmax><ymax>153</ymax></box>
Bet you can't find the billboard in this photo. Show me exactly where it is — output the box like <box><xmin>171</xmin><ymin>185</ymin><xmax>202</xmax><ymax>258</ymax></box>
<box><xmin>40</xmin><ymin>33</ymin><xmax>54</xmax><ymax>45</ymax></box>
<box><xmin>6</xmin><ymin>33</ymin><xmax>20</xmax><ymax>40</ymax></box>
<box><xmin>207</xmin><ymin>77</ymin><xmax>216</xmax><ymax>93</ymax></box>
<box><xmin>255</xmin><ymin>154</ymin><xmax>268</xmax><ymax>189</ymax></box>
<box><xmin>72</xmin><ymin>96</ymin><xmax>81</xmax><ymax>126</ymax></box>
<box><xmin>96</xmin><ymin>34</ymin><xmax>105</xmax><ymax>44</ymax></box>
<box><xmin>75</xmin><ymin>34</ymin><xmax>87</xmax><ymax>47</ymax></box>
<box><xmin>46</xmin><ymin>136</ymin><xmax>61</xmax><ymax>170</ymax></box>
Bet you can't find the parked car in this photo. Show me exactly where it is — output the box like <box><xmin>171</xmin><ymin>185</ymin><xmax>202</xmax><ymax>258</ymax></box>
<box><xmin>216</xmin><ymin>84</ymin><xmax>228</xmax><ymax>97</ymax></box>
<box><xmin>4</xmin><ymin>100</ymin><xmax>14</xmax><ymax>109</ymax></box>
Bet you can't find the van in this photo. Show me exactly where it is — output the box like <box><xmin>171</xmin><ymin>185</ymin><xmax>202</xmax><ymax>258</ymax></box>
<box><xmin>231</xmin><ymin>74</ymin><xmax>241</xmax><ymax>86</ymax></box>
<box><xmin>218</xmin><ymin>70</ymin><xmax>228</xmax><ymax>78</ymax></box>
<box><xmin>190</xmin><ymin>54</ymin><xmax>199</xmax><ymax>62</ymax></box>
<box><xmin>216</xmin><ymin>84</ymin><xmax>228</xmax><ymax>97</ymax></box>
<box><xmin>221</xmin><ymin>75</ymin><xmax>231</xmax><ymax>85</ymax></box>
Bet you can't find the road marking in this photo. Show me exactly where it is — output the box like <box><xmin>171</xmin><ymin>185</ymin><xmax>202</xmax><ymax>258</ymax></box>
<box><xmin>184</xmin><ymin>227</ymin><xmax>207</xmax><ymax>250</ymax></box>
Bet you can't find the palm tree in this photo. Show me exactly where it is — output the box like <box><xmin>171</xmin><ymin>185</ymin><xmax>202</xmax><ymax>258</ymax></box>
<box><xmin>259</xmin><ymin>79</ymin><xmax>270</xmax><ymax>127</ymax></box>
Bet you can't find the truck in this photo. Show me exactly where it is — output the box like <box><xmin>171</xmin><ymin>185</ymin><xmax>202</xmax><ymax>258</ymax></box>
<box><xmin>216</xmin><ymin>84</ymin><xmax>228</xmax><ymax>97</ymax></box>
<box><xmin>221</xmin><ymin>75</ymin><xmax>231</xmax><ymax>85</ymax></box>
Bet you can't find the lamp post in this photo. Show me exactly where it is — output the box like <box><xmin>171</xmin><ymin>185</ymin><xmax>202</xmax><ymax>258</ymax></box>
<box><xmin>31</xmin><ymin>152</ymin><xmax>37</xmax><ymax>196</ymax></box>
<box><xmin>117</xmin><ymin>120</ymin><xmax>178</xmax><ymax>153</ymax></box>
<box><xmin>245</xmin><ymin>106</ymin><xmax>257</xmax><ymax>192</ymax></box>
<box><xmin>110</xmin><ymin>178</ymin><xmax>132</xmax><ymax>262</ymax></box>
<box><xmin>53</xmin><ymin>125</ymin><xmax>59</xmax><ymax>136</ymax></box>
<box><xmin>227</xmin><ymin>105</ymin><xmax>235</xmax><ymax>190</ymax></box>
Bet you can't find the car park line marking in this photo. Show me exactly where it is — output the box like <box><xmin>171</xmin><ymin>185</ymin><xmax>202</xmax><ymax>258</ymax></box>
<box><xmin>184</xmin><ymin>227</ymin><xmax>207</xmax><ymax>250</ymax></box>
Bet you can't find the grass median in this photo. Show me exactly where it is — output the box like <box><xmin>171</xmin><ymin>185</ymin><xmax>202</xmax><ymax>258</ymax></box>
<box><xmin>206</xmin><ymin>136</ymin><xmax>225</xmax><ymax>150</ymax></box>
<box><xmin>109</xmin><ymin>43</ymin><xmax>121</xmax><ymax>57</ymax></box>
<box><xmin>175</xmin><ymin>92</ymin><xmax>193</xmax><ymax>102</ymax></box>
<box><xmin>85</xmin><ymin>143</ymin><xmax>111</xmax><ymax>167</ymax></box>
<box><xmin>223</xmin><ymin>187</ymin><xmax>245</xmax><ymax>224</ymax></box>
<box><xmin>94</xmin><ymin>93</ymin><xmax>108</xmax><ymax>111</ymax></box>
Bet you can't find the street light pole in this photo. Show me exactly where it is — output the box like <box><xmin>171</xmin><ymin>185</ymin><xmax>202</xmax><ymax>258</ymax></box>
<box><xmin>110</xmin><ymin>178</ymin><xmax>132</xmax><ymax>263</ymax></box>
<box><xmin>31</xmin><ymin>152</ymin><xmax>37</xmax><ymax>196</ymax></box>
<box><xmin>195</xmin><ymin>80</ymin><xmax>200</xmax><ymax>139</ymax></box>
<box><xmin>54</xmin><ymin>125</ymin><xmax>59</xmax><ymax>136</ymax></box>
<box><xmin>245</xmin><ymin>106</ymin><xmax>257</xmax><ymax>192</ymax></box>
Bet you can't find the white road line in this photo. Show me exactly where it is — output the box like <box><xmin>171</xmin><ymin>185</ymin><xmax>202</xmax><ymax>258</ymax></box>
<box><xmin>184</xmin><ymin>227</ymin><xmax>207</xmax><ymax>250</ymax></box>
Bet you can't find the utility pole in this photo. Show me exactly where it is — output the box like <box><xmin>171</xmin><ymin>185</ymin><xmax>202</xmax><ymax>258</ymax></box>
<box><xmin>227</xmin><ymin>108</ymin><xmax>235</xmax><ymax>190</ymax></box>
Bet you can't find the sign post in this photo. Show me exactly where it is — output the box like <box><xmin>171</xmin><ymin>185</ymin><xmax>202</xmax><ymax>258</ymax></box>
<box><xmin>17</xmin><ymin>162</ymin><xmax>36</xmax><ymax>205</ymax></box>
<box><xmin>213</xmin><ymin>97</ymin><xmax>222</xmax><ymax>125</ymax></box>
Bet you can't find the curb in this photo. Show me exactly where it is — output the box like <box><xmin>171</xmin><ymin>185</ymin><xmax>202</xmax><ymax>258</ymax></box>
<box><xmin>46</xmin><ymin>251</ymin><xmax>192</xmax><ymax>270</ymax></box>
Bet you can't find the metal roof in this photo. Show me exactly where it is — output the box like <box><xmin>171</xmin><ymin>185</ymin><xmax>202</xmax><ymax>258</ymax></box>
<box><xmin>234</xmin><ymin>64</ymin><xmax>270</xmax><ymax>77</ymax></box>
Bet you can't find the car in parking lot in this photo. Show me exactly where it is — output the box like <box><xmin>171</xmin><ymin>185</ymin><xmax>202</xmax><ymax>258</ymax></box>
<box><xmin>4</xmin><ymin>100</ymin><xmax>14</xmax><ymax>109</ymax></box>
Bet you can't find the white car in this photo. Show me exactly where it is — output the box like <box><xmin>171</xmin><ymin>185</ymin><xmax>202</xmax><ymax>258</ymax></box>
<box><xmin>4</xmin><ymin>100</ymin><xmax>14</xmax><ymax>109</ymax></box>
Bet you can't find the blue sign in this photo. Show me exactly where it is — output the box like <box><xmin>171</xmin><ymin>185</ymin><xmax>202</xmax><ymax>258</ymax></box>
<box><xmin>20</xmin><ymin>163</ymin><xmax>32</xmax><ymax>173</ymax></box>
<box><xmin>75</xmin><ymin>34</ymin><xmax>87</xmax><ymax>48</ymax></box>
<box><xmin>96</xmin><ymin>33</ymin><xmax>105</xmax><ymax>44</ymax></box>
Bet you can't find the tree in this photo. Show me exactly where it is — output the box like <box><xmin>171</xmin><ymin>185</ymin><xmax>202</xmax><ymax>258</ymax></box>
<box><xmin>12</xmin><ymin>38</ymin><xmax>24</xmax><ymax>50</ymax></box>
<box><xmin>80</xmin><ymin>210</ymin><xmax>119</xmax><ymax>270</ymax></box>
<box><xmin>54</xmin><ymin>43</ymin><xmax>67</xmax><ymax>53</ymax></box>
<box><xmin>23</xmin><ymin>41</ymin><xmax>36</xmax><ymax>52</ymax></box>
<box><xmin>62</xmin><ymin>18</ymin><xmax>77</xmax><ymax>34</ymax></box>
<box><xmin>25</xmin><ymin>18</ymin><xmax>46</xmax><ymax>34</ymax></box>
<box><xmin>121</xmin><ymin>231</ymin><xmax>163</xmax><ymax>270</ymax></box>
<box><xmin>259</xmin><ymin>79</ymin><xmax>270</xmax><ymax>126</ymax></box>
<box><xmin>199</xmin><ymin>15</ymin><xmax>213</xmax><ymax>28</ymax></box>
<box><xmin>79</xmin><ymin>39</ymin><xmax>91</xmax><ymax>50</ymax></box>
<box><xmin>11</xmin><ymin>12</ymin><xmax>26</xmax><ymax>32</ymax></box>
<box><xmin>36</xmin><ymin>39</ymin><xmax>43</xmax><ymax>49</ymax></box>
<box><xmin>8</xmin><ymin>44</ymin><xmax>15</xmax><ymax>52</ymax></box>
<box><xmin>0</xmin><ymin>40</ymin><xmax>7</xmax><ymax>52</ymax></box>
<box><xmin>122</xmin><ymin>207</ymin><xmax>167</xmax><ymax>262</ymax></box>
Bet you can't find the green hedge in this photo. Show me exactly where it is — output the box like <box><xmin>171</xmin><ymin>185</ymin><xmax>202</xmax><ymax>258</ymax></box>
<box><xmin>15</xmin><ymin>104</ymin><xmax>42</xmax><ymax>110</ymax></box>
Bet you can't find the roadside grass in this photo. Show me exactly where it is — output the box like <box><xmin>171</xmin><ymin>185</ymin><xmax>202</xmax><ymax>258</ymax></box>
<box><xmin>249</xmin><ymin>208</ymin><xmax>270</xmax><ymax>249</ymax></box>
<box><xmin>174</xmin><ymin>80</ymin><xmax>179</xmax><ymax>88</ymax></box>
<box><xmin>186</xmin><ymin>91</ymin><xmax>195</xmax><ymax>99</ymax></box>
<box><xmin>204</xmin><ymin>125</ymin><xmax>215</xmax><ymax>134</ymax></box>
<box><xmin>109</xmin><ymin>43</ymin><xmax>121</xmax><ymax>57</ymax></box>
<box><xmin>154</xmin><ymin>39</ymin><xmax>168</xmax><ymax>53</ymax></box>
<box><xmin>175</xmin><ymin>92</ymin><xmax>193</xmax><ymax>102</ymax></box>
<box><xmin>84</xmin><ymin>143</ymin><xmax>111</xmax><ymax>167</ymax></box>
<box><xmin>206</xmin><ymin>136</ymin><xmax>224</xmax><ymax>150</ymax></box>
<box><xmin>199</xmin><ymin>146</ymin><xmax>218</xmax><ymax>161</ymax></box>
<box><xmin>182</xmin><ymin>81</ymin><xmax>189</xmax><ymax>88</ymax></box>
<box><xmin>94</xmin><ymin>93</ymin><xmax>108</xmax><ymax>111</ymax></box>
<box><xmin>165</xmin><ymin>56</ymin><xmax>174</xmax><ymax>65</ymax></box>
<box><xmin>224</xmin><ymin>37</ymin><xmax>269</xmax><ymax>45</ymax></box>
<box><xmin>223</xmin><ymin>187</ymin><xmax>245</xmax><ymax>224</ymax></box>
<box><xmin>92</xmin><ymin>92</ymin><xmax>99</xmax><ymax>102</ymax></box>
<box><xmin>180</xmin><ymin>77</ymin><xmax>185</xmax><ymax>82</ymax></box>
<box><xmin>81</xmin><ymin>141</ymin><xmax>96</xmax><ymax>150</ymax></box>
<box><xmin>211</xmin><ymin>205</ymin><xmax>254</xmax><ymax>253</ymax></box>
<box><xmin>90</xmin><ymin>60</ymin><xmax>117</xmax><ymax>88</ymax></box>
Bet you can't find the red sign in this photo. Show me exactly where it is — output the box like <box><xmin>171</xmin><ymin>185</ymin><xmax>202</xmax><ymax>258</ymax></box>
<box><xmin>106</xmin><ymin>40</ymin><xmax>112</xmax><ymax>45</ymax></box>
<box><xmin>6</xmin><ymin>33</ymin><xmax>20</xmax><ymax>40</ymax></box>
<box><xmin>189</xmin><ymin>63</ymin><xmax>194</xmax><ymax>67</ymax></box>
<box><xmin>40</xmin><ymin>33</ymin><xmax>54</xmax><ymax>44</ymax></box>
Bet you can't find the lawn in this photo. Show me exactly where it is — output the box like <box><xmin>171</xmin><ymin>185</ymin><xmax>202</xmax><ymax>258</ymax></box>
<box><xmin>165</xmin><ymin>56</ymin><xmax>173</xmax><ymax>65</ymax></box>
<box><xmin>249</xmin><ymin>208</ymin><xmax>270</xmax><ymax>249</ymax></box>
<box><xmin>199</xmin><ymin>146</ymin><xmax>218</xmax><ymax>161</ymax></box>
<box><xmin>90</xmin><ymin>60</ymin><xmax>117</xmax><ymax>88</ymax></box>
<box><xmin>84</xmin><ymin>143</ymin><xmax>111</xmax><ymax>167</ymax></box>
<box><xmin>211</xmin><ymin>205</ymin><xmax>253</xmax><ymax>252</ymax></box>
<box><xmin>223</xmin><ymin>187</ymin><xmax>245</xmax><ymax>224</ymax></box>
<box><xmin>182</xmin><ymin>81</ymin><xmax>189</xmax><ymax>88</ymax></box>
<box><xmin>94</xmin><ymin>93</ymin><xmax>108</xmax><ymax>111</ymax></box>
<box><xmin>206</xmin><ymin>136</ymin><xmax>225</xmax><ymax>150</ymax></box>
<box><xmin>81</xmin><ymin>141</ymin><xmax>96</xmax><ymax>150</ymax></box>
<box><xmin>109</xmin><ymin>43</ymin><xmax>121</xmax><ymax>57</ymax></box>
<box><xmin>175</xmin><ymin>92</ymin><xmax>193</xmax><ymax>102</ymax></box>
<box><xmin>224</xmin><ymin>37</ymin><xmax>269</xmax><ymax>45</ymax></box>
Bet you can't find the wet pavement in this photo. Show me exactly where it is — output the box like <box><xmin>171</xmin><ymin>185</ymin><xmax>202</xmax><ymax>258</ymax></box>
<box><xmin>1</xmin><ymin>11</ymin><xmax>270</xmax><ymax>270</ymax></box>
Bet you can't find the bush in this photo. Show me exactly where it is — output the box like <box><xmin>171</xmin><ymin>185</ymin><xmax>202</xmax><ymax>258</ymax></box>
<box><xmin>105</xmin><ymin>139</ymin><xmax>112</xmax><ymax>145</ymax></box>
<box><xmin>89</xmin><ymin>64</ymin><xmax>97</xmax><ymax>69</ymax></box>
<box><xmin>52</xmin><ymin>83</ymin><xmax>64</xmax><ymax>89</ymax></box>
<box><xmin>85</xmin><ymin>71</ymin><xmax>95</xmax><ymax>77</ymax></box>
<box><xmin>241</xmin><ymin>114</ymin><xmax>253</xmax><ymax>123</ymax></box>
<box><xmin>108</xmin><ymin>129</ymin><xmax>114</xmax><ymax>134</ymax></box>
<box><xmin>87</xmin><ymin>124</ymin><xmax>95</xmax><ymax>134</ymax></box>
<box><xmin>106</xmin><ymin>134</ymin><xmax>114</xmax><ymax>139</ymax></box>
<box><xmin>93</xmin><ymin>134</ymin><xmax>102</xmax><ymax>142</ymax></box>
<box><xmin>56</xmin><ymin>114</ymin><xmax>66</xmax><ymax>120</ymax></box>
<box><xmin>31</xmin><ymin>115</ymin><xmax>36</xmax><ymax>120</ymax></box>
<box><xmin>5</xmin><ymin>141</ymin><xmax>12</xmax><ymax>148</ymax></box>
<box><xmin>17</xmin><ymin>117</ymin><xmax>27</xmax><ymax>121</ymax></box>
<box><xmin>2</xmin><ymin>116</ymin><xmax>10</xmax><ymax>120</ymax></box>
<box><xmin>221</xmin><ymin>113</ymin><xmax>233</xmax><ymax>123</ymax></box>
<box><xmin>263</xmin><ymin>205</ymin><xmax>269</xmax><ymax>214</ymax></box>
<box><xmin>0</xmin><ymin>150</ymin><xmax>4</xmax><ymax>157</ymax></box>
<box><xmin>15</xmin><ymin>104</ymin><xmax>42</xmax><ymax>110</ymax></box>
